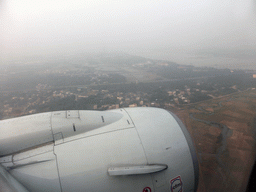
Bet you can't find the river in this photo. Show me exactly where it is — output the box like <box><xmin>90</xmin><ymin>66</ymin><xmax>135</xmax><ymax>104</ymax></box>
<box><xmin>189</xmin><ymin>99</ymin><xmax>233</xmax><ymax>169</ymax></box>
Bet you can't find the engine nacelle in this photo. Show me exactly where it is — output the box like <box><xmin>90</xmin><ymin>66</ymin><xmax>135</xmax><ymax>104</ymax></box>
<box><xmin>0</xmin><ymin>107</ymin><xmax>199</xmax><ymax>192</ymax></box>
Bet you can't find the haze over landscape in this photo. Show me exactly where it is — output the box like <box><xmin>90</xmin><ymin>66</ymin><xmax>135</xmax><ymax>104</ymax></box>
<box><xmin>1</xmin><ymin>1</ymin><xmax>256</xmax><ymax>192</ymax></box>
<box><xmin>1</xmin><ymin>0</ymin><xmax>256</xmax><ymax>69</ymax></box>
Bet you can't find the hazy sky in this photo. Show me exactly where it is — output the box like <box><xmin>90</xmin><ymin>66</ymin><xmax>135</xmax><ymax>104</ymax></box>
<box><xmin>1</xmin><ymin>0</ymin><xmax>256</xmax><ymax>69</ymax></box>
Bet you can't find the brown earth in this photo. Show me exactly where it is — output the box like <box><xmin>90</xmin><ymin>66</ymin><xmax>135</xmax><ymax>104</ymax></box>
<box><xmin>169</xmin><ymin>89</ymin><xmax>256</xmax><ymax>192</ymax></box>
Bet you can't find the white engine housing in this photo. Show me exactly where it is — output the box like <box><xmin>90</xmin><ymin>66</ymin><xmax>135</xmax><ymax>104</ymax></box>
<box><xmin>0</xmin><ymin>107</ymin><xmax>199</xmax><ymax>192</ymax></box>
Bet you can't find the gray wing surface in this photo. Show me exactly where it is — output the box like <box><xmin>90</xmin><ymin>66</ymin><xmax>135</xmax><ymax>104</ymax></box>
<box><xmin>0</xmin><ymin>164</ymin><xmax>28</xmax><ymax>192</ymax></box>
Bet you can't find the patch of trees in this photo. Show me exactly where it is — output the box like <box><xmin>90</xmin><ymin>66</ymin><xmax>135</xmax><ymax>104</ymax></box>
<box><xmin>150</xmin><ymin>88</ymin><xmax>169</xmax><ymax>103</ymax></box>
<box><xmin>189</xmin><ymin>92</ymin><xmax>212</xmax><ymax>103</ymax></box>
<box><xmin>36</xmin><ymin>94</ymin><xmax>119</xmax><ymax>112</ymax></box>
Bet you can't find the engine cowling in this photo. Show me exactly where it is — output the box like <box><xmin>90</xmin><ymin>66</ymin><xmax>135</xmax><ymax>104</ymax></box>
<box><xmin>0</xmin><ymin>107</ymin><xmax>198</xmax><ymax>192</ymax></box>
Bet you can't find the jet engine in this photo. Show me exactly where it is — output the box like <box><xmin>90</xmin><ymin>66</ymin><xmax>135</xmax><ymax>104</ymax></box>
<box><xmin>0</xmin><ymin>107</ymin><xmax>199</xmax><ymax>192</ymax></box>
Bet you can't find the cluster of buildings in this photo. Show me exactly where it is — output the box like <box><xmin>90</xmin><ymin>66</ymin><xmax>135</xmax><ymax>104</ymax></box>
<box><xmin>0</xmin><ymin>84</ymin><xmax>204</xmax><ymax>118</ymax></box>
<box><xmin>1</xmin><ymin>76</ymin><xmax>251</xmax><ymax>119</ymax></box>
